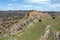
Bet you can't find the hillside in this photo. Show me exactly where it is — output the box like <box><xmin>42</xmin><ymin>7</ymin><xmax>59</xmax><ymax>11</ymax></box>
<box><xmin>0</xmin><ymin>10</ymin><xmax>60</xmax><ymax>40</ymax></box>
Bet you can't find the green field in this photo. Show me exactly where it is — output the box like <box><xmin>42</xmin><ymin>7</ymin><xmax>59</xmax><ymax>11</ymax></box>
<box><xmin>0</xmin><ymin>16</ymin><xmax>60</xmax><ymax>40</ymax></box>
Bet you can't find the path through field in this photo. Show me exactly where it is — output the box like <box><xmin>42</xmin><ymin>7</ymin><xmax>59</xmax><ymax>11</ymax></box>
<box><xmin>39</xmin><ymin>25</ymin><xmax>51</xmax><ymax>40</ymax></box>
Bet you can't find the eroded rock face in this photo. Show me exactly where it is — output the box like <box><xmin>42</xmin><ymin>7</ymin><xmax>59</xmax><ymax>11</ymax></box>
<box><xmin>54</xmin><ymin>32</ymin><xmax>60</xmax><ymax>40</ymax></box>
<box><xmin>0</xmin><ymin>20</ymin><xmax>19</xmax><ymax>36</ymax></box>
<box><xmin>0</xmin><ymin>11</ymin><xmax>42</xmax><ymax>36</ymax></box>
<box><xmin>0</xmin><ymin>26</ymin><xmax>6</xmax><ymax>37</ymax></box>
<box><xmin>9</xmin><ymin>11</ymin><xmax>41</xmax><ymax>34</ymax></box>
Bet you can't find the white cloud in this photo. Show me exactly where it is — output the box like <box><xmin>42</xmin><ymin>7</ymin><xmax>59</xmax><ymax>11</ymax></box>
<box><xmin>12</xmin><ymin>0</ymin><xmax>17</xmax><ymax>1</ymax></box>
<box><xmin>7</xmin><ymin>7</ymin><xmax>11</xmax><ymax>10</ymax></box>
<box><xmin>8</xmin><ymin>0</ymin><xmax>17</xmax><ymax>2</ymax></box>
<box><xmin>27</xmin><ymin>0</ymin><xmax>50</xmax><ymax>2</ymax></box>
<box><xmin>7</xmin><ymin>7</ymin><xmax>15</xmax><ymax>10</ymax></box>
<box><xmin>7</xmin><ymin>4</ymin><xmax>14</xmax><ymax>10</ymax></box>
<box><xmin>48</xmin><ymin>3</ymin><xmax>60</xmax><ymax>8</ymax></box>
<box><xmin>6</xmin><ymin>4</ymin><xmax>33</xmax><ymax>10</ymax></box>
<box><xmin>19</xmin><ymin>4</ymin><xmax>33</xmax><ymax>10</ymax></box>
<box><xmin>21</xmin><ymin>4</ymin><xmax>33</xmax><ymax>7</ymax></box>
<box><xmin>0</xmin><ymin>7</ymin><xmax>2</xmax><ymax>8</ymax></box>
<box><xmin>25</xmin><ymin>0</ymin><xmax>51</xmax><ymax>4</ymax></box>
<box><xmin>7</xmin><ymin>4</ymin><xmax>13</xmax><ymax>6</ymax></box>
<box><xmin>46</xmin><ymin>3</ymin><xmax>60</xmax><ymax>11</ymax></box>
<box><xmin>52</xmin><ymin>4</ymin><xmax>60</xmax><ymax>8</ymax></box>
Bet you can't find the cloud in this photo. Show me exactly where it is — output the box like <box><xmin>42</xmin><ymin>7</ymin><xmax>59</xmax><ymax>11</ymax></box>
<box><xmin>7</xmin><ymin>7</ymin><xmax>11</xmax><ymax>10</ymax></box>
<box><xmin>0</xmin><ymin>7</ymin><xmax>2</xmax><ymax>8</ymax></box>
<box><xmin>7</xmin><ymin>4</ymin><xmax>13</xmax><ymax>7</ymax></box>
<box><xmin>12</xmin><ymin>0</ymin><xmax>17</xmax><ymax>1</ymax></box>
<box><xmin>1</xmin><ymin>0</ymin><xmax>60</xmax><ymax>11</ymax></box>
<box><xmin>48</xmin><ymin>3</ymin><xmax>60</xmax><ymax>9</ymax></box>
<box><xmin>19</xmin><ymin>4</ymin><xmax>33</xmax><ymax>10</ymax></box>
<box><xmin>7</xmin><ymin>4</ymin><xmax>15</xmax><ymax>10</ymax></box>
<box><xmin>25</xmin><ymin>0</ymin><xmax>51</xmax><ymax>4</ymax></box>
<box><xmin>6</xmin><ymin>4</ymin><xmax>33</xmax><ymax>10</ymax></box>
<box><xmin>26</xmin><ymin>0</ymin><xmax>50</xmax><ymax>2</ymax></box>
<box><xmin>51</xmin><ymin>4</ymin><xmax>60</xmax><ymax>8</ymax></box>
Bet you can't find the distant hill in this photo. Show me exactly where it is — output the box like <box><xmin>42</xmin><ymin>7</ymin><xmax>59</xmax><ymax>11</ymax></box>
<box><xmin>0</xmin><ymin>10</ymin><xmax>60</xmax><ymax>19</ymax></box>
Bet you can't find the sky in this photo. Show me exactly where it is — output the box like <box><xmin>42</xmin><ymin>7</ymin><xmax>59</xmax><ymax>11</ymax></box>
<box><xmin>0</xmin><ymin>0</ymin><xmax>60</xmax><ymax>11</ymax></box>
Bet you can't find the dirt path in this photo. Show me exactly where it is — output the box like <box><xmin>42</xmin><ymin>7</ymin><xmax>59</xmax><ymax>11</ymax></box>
<box><xmin>39</xmin><ymin>35</ymin><xmax>46</xmax><ymax>40</ymax></box>
<box><xmin>39</xmin><ymin>25</ymin><xmax>51</xmax><ymax>40</ymax></box>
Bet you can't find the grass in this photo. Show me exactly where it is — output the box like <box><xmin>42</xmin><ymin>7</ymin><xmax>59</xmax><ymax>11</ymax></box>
<box><xmin>0</xmin><ymin>16</ymin><xmax>60</xmax><ymax>40</ymax></box>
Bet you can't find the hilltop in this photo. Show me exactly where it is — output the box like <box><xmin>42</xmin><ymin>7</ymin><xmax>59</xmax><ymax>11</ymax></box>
<box><xmin>0</xmin><ymin>10</ymin><xmax>60</xmax><ymax>40</ymax></box>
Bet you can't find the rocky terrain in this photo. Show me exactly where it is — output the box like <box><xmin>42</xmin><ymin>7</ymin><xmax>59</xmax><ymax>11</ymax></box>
<box><xmin>0</xmin><ymin>10</ymin><xmax>60</xmax><ymax>40</ymax></box>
